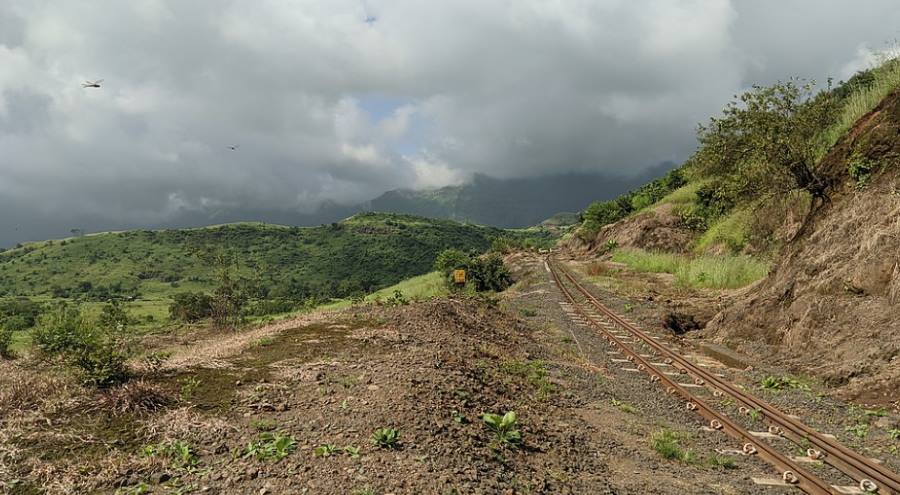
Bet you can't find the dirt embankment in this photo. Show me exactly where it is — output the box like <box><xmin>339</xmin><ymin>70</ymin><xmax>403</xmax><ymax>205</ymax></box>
<box><xmin>705</xmin><ymin>91</ymin><xmax>900</xmax><ymax>406</ymax></box>
<box><xmin>568</xmin><ymin>202</ymin><xmax>697</xmax><ymax>254</ymax></box>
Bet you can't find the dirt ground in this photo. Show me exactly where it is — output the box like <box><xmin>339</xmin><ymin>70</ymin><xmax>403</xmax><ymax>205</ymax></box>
<box><xmin>2</xmin><ymin>253</ymin><xmax>899</xmax><ymax>494</ymax></box>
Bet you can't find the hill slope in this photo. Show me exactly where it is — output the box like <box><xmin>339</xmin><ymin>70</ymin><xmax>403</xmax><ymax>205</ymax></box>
<box><xmin>0</xmin><ymin>213</ymin><xmax>553</xmax><ymax>303</ymax></box>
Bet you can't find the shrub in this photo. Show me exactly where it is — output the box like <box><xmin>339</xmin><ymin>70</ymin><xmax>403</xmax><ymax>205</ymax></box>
<box><xmin>0</xmin><ymin>325</ymin><xmax>12</xmax><ymax>359</ymax></box>
<box><xmin>848</xmin><ymin>157</ymin><xmax>875</xmax><ymax>188</ymax></box>
<box><xmin>169</xmin><ymin>292</ymin><xmax>214</xmax><ymax>322</ymax></box>
<box><xmin>468</xmin><ymin>253</ymin><xmax>512</xmax><ymax>292</ymax></box>
<box><xmin>33</xmin><ymin>305</ymin><xmax>129</xmax><ymax>387</ymax></box>
<box><xmin>434</xmin><ymin>248</ymin><xmax>470</xmax><ymax>274</ymax></box>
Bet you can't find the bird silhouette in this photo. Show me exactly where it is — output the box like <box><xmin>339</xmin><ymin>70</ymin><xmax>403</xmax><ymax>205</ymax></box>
<box><xmin>81</xmin><ymin>79</ymin><xmax>104</xmax><ymax>88</ymax></box>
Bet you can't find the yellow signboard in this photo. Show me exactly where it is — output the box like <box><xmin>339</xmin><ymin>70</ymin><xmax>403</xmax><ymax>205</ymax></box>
<box><xmin>452</xmin><ymin>269</ymin><xmax>466</xmax><ymax>284</ymax></box>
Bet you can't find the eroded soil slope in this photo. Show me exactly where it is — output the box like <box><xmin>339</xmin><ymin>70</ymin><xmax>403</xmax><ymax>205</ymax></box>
<box><xmin>705</xmin><ymin>91</ymin><xmax>900</xmax><ymax>406</ymax></box>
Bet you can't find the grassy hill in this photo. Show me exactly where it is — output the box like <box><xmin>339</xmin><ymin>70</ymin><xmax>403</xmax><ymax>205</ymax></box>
<box><xmin>0</xmin><ymin>212</ymin><xmax>554</xmax><ymax>306</ymax></box>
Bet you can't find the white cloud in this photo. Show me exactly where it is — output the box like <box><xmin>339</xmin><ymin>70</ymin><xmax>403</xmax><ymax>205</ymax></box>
<box><xmin>1</xmin><ymin>0</ymin><xmax>900</xmax><ymax>244</ymax></box>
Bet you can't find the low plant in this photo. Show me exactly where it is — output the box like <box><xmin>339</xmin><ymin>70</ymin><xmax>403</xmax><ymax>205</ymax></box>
<box><xmin>0</xmin><ymin>325</ymin><xmax>13</xmax><ymax>359</ymax></box>
<box><xmin>707</xmin><ymin>454</ymin><xmax>737</xmax><ymax>470</ymax></box>
<box><xmin>848</xmin><ymin>157</ymin><xmax>875</xmax><ymax>188</ymax></box>
<box><xmin>250</xmin><ymin>418</ymin><xmax>277</xmax><ymax>431</ymax></box>
<box><xmin>483</xmin><ymin>411</ymin><xmax>521</xmax><ymax>446</ymax></box>
<box><xmin>352</xmin><ymin>487</ymin><xmax>375</xmax><ymax>495</ymax></box>
<box><xmin>748</xmin><ymin>408</ymin><xmax>763</xmax><ymax>422</ymax></box>
<box><xmin>846</xmin><ymin>422</ymin><xmax>870</xmax><ymax>439</ymax></box>
<box><xmin>143</xmin><ymin>440</ymin><xmax>199</xmax><ymax>469</ymax></box>
<box><xmin>385</xmin><ymin>290</ymin><xmax>409</xmax><ymax>306</ymax></box>
<box><xmin>889</xmin><ymin>429</ymin><xmax>900</xmax><ymax>440</ymax></box>
<box><xmin>611</xmin><ymin>398</ymin><xmax>638</xmax><ymax>414</ymax></box>
<box><xmin>344</xmin><ymin>445</ymin><xmax>361</xmax><ymax>458</ymax></box>
<box><xmin>451</xmin><ymin>410</ymin><xmax>467</xmax><ymax>424</ymax></box>
<box><xmin>179</xmin><ymin>376</ymin><xmax>202</xmax><ymax>400</ymax></box>
<box><xmin>760</xmin><ymin>375</ymin><xmax>809</xmax><ymax>392</ymax></box>
<box><xmin>371</xmin><ymin>427</ymin><xmax>400</xmax><ymax>449</ymax></box>
<box><xmin>652</xmin><ymin>429</ymin><xmax>696</xmax><ymax>463</ymax></box>
<box><xmin>519</xmin><ymin>308</ymin><xmax>538</xmax><ymax>318</ymax></box>
<box><xmin>252</xmin><ymin>336</ymin><xmax>275</xmax><ymax>347</ymax></box>
<box><xmin>243</xmin><ymin>432</ymin><xmax>297</xmax><ymax>461</ymax></box>
<box><xmin>500</xmin><ymin>360</ymin><xmax>555</xmax><ymax>401</ymax></box>
<box><xmin>313</xmin><ymin>443</ymin><xmax>338</xmax><ymax>458</ymax></box>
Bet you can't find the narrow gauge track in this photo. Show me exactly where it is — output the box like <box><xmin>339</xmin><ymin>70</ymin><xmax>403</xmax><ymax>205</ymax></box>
<box><xmin>548</xmin><ymin>258</ymin><xmax>900</xmax><ymax>495</ymax></box>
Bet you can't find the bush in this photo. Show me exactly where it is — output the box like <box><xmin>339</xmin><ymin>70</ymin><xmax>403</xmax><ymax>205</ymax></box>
<box><xmin>0</xmin><ymin>325</ymin><xmax>13</xmax><ymax>358</ymax></box>
<box><xmin>169</xmin><ymin>292</ymin><xmax>214</xmax><ymax>322</ymax></box>
<box><xmin>33</xmin><ymin>305</ymin><xmax>129</xmax><ymax>387</ymax></box>
<box><xmin>434</xmin><ymin>248</ymin><xmax>470</xmax><ymax>274</ymax></box>
<box><xmin>467</xmin><ymin>253</ymin><xmax>512</xmax><ymax>292</ymax></box>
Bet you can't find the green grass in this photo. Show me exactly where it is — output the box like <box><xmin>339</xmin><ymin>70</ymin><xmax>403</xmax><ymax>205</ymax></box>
<box><xmin>651</xmin><ymin>429</ymin><xmax>696</xmax><ymax>463</ymax></box>
<box><xmin>819</xmin><ymin>57</ymin><xmax>900</xmax><ymax>159</ymax></box>
<box><xmin>611</xmin><ymin>248</ymin><xmax>769</xmax><ymax>290</ymax></box>
<box><xmin>694</xmin><ymin>209</ymin><xmax>752</xmax><ymax>254</ymax></box>
<box><xmin>365</xmin><ymin>271</ymin><xmax>449</xmax><ymax>302</ymax></box>
<box><xmin>656</xmin><ymin>182</ymin><xmax>703</xmax><ymax>207</ymax></box>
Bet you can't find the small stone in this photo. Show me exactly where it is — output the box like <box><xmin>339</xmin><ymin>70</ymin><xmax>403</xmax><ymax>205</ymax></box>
<box><xmin>156</xmin><ymin>472</ymin><xmax>171</xmax><ymax>484</ymax></box>
<box><xmin>367</xmin><ymin>384</ymin><xmax>380</xmax><ymax>391</ymax></box>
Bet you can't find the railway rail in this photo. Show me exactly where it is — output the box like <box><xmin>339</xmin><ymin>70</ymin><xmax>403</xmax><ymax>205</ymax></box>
<box><xmin>548</xmin><ymin>258</ymin><xmax>900</xmax><ymax>495</ymax></box>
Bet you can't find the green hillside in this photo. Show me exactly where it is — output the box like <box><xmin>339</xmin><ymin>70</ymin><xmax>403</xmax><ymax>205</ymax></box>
<box><xmin>0</xmin><ymin>212</ymin><xmax>554</xmax><ymax>304</ymax></box>
<box><xmin>576</xmin><ymin>56</ymin><xmax>900</xmax><ymax>256</ymax></box>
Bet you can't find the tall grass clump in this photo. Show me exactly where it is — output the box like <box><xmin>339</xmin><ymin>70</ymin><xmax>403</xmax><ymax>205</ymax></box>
<box><xmin>611</xmin><ymin>248</ymin><xmax>768</xmax><ymax>290</ymax></box>
<box><xmin>820</xmin><ymin>55</ymin><xmax>900</xmax><ymax>158</ymax></box>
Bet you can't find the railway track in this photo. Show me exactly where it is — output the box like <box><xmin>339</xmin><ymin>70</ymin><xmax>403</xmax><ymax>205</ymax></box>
<box><xmin>547</xmin><ymin>258</ymin><xmax>900</xmax><ymax>495</ymax></box>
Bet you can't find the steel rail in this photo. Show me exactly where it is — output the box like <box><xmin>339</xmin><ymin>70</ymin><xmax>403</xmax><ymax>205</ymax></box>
<box><xmin>553</xmin><ymin>260</ymin><xmax>900</xmax><ymax>495</ymax></box>
<box><xmin>548</xmin><ymin>261</ymin><xmax>835</xmax><ymax>494</ymax></box>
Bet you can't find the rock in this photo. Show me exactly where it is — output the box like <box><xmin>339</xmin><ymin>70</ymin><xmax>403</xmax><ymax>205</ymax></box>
<box><xmin>155</xmin><ymin>472</ymin><xmax>172</xmax><ymax>484</ymax></box>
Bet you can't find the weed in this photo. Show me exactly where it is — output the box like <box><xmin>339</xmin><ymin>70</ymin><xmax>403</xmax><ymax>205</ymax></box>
<box><xmin>863</xmin><ymin>408</ymin><xmax>888</xmax><ymax>418</ymax></box>
<box><xmin>371</xmin><ymin>427</ymin><xmax>400</xmax><ymax>449</ymax></box>
<box><xmin>519</xmin><ymin>308</ymin><xmax>538</xmax><ymax>318</ymax></box>
<box><xmin>611</xmin><ymin>248</ymin><xmax>768</xmax><ymax>290</ymax></box>
<box><xmin>748</xmin><ymin>408</ymin><xmax>763</xmax><ymax>422</ymax></box>
<box><xmin>179</xmin><ymin>376</ymin><xmax>202</xmax><ymax>400</ymax></box>
<box><xmin>451</xmin><ymin>410</ymin><xmax>467</xmax><ymax>424</ymax></box>
<box><xmin>500</xmin><ymin>360</ymin><xmax>555</xmax><ymax>401</ymax></box>
<box><xmin>252</xmin><ymin>336</ymin><xmax>275</xmax><ymax>347</ymax></box>
<box><xmin>846</xmin><ymin>423</ymin><xmax>870</xmax><ymax>439</ymax></box>
<box><xmin>313</xmin><ymin>443</ymin><xmax>338</xmax><ymax>458</ymax></box>
<box><xmin>652</xmin><ymin>429</ymin><xmax>695</xmax><ymax>463</ymax></box>
<box><xmin>352</xmin><ymin>487</ymin><xmax>375</xmax><ymax>495</ymax></box>
<box><xmin>243</xmin><ymin>432</ymin><xmax>297</xmax><ymax>461</ymax></box>
<box><xmin>344</xmin><ymin>445</ymin><xmax>361</xmax><ymax>458</ymax></box>
<box><xmin>623</xmin><ymin>303</ymin><xmax>634</xmax><ymax>313</ymax></box>
<box><xmin>707</xmin><ymin>454</ymin><xmax>737</xmax><ymax>470</ymax></box>
<box><xmin>140</xmin><ymin>351</ymin><xmax>171</xmax><ymax>372</ymax></box>
<box><xmin>143</xmin><ymin>440</ymin><xmax>199</xmax><ymax>469</ymax></box>
<box><xmin>889</xmin><ymin>429</ymin><xmax>900</xmax><ymax>440</ymax></box>
<box><xmin>385</xmin><ymin>289</ymin><xmax>409</xmax><ymax>306</ymax></box>
<box><xmin>719</xmin><ymin>398</ymin><xmax>736</xmax><ymax>409</ymax></box>
<box><xmin>611</xmin><ymin>398</ymin><xmax>638</xmax><ymax>414</ymax></box>
<box><xmin>760</xmin><ymin>375</ymin><xmax>809</xmax><ymax>392</ymax></box>
<box><xmin>483</xmin><ymin>411</ymin><xmax>522</xmax><ymax>446</ymax></box>
<box><xmin>250</xmin><ymin>418</ymin><xmax>277</xmax><ymax>431</ymax></box>
<box><xmin>848</xmin><ymin>157</ymin><xmax>876</xmax><ymax>188</ymax></box>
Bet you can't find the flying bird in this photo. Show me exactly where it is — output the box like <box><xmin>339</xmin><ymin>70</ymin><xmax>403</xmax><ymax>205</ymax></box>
<box><xmin>81</xmin><ymin>79</ymin><xmax>104</xmax><ymax>88</ymax></box>
<box><xmin>228</xmin><ymin>145</ymin><xmax>239</xmax><ymax>151</ymax></box>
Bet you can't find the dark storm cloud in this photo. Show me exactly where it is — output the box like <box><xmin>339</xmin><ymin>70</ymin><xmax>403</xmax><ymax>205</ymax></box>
<box><xmin>1</xmin><ymin>0</ymin><xmax>899</xmax><ymax>245</ymax></box>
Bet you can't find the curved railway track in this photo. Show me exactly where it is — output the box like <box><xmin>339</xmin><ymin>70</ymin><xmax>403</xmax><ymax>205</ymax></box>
<box><xmin>548</xmin><ymin>258</ymin><xmax>900</xmax><ymax>495</ymax></box>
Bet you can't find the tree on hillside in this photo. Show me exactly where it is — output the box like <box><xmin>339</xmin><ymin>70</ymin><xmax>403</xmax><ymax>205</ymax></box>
<box><xmin>694</xmin><ymin>79</ymin><xmax>838</xmax><ymax>203</ymax></box>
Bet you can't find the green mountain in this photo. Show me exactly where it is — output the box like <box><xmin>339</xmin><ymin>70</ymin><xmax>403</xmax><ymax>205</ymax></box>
<box><xmin>0</xmin><ymin>213</ymin><xmax>553</xmax><ymax>303</ymax></box>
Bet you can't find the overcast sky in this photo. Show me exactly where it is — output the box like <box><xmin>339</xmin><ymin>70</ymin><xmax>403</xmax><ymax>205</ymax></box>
<box><xmin>1</xmin><ymin>0</ymin><xmax>899</xmax><ymax>244</ymax></box>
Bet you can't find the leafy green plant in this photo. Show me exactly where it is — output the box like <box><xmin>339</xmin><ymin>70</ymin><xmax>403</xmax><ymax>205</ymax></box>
<box><xmin>623</xmin><ymin>303</ymin><xmax>634</xmax><ymax>313</ymax></box>
<box><xmin>760</xmin><ymin>375</ymin><xmax>809</xmax><ymax>391</ymax></box>
<box><xmin>243</xmin><ymin>432</ymin><xmax>297</xmax><ymax>461</ymax></box>
<box><xmin>385</xmin><ymin>289</ymin><xmax>409</xmax><ymax>306</ymax></box>
<box><xmin>313</xmin><ymin>443</ymin><xmax>338</xmax><ymax>458</ymax></box>
<box><xmin>500</xmin><ymin>360</ymin><xmax>555</xmax><ymax>401</ymax></box>
<box><xmin>451</xmin><ymin>410</ymin><xmax>467</xmax><ymax>424</ymax></box>
<box><xmin>0</xmin><ymin>324</ymin><xmax>13</xmax><ymax>359</ymax></box>
<box><xmin>889</xmin><ymin>429</ymin><xmax>900</xmax><ymax>440</ymax></box>
<box><xmin>179</xmin><ymin>376</ymin><xmax>202</xmax><ymax>400</ymax></box>
<box><xmin>846</xmin><ymin>422</ymin><xmax>870</xmax><ymax>439</ymax></box>
<box><xmin>483</xmin><ymin>411</ymin><xmax>522</xmax><ymax>446</ymax></box>
<box><xmin>143</xmin><ymin>440</ymin><xmax>199</xmax><ymax>469</ymax></box>
<box><xmin>371</xmin><ymin>427</ymin><xmax>400</xmax><ymax>449</ymax></box>
<box><xmin>343</xmin><ymin>445</ymin><xmax>361</xmax><ymax>458</ymax></box>
<box><xmin>352</xmin><ymin>487</ymin><xmax>375</xmax><ymax>495</ymax></box>
<box><xmin>252</xmin><ymin>336</ymin><xmax>275</xmax><ymax>347</ymax></box>
<box><xmin>651</xmin><ymin>429</ymin><xmax>696</xmax><ymax>463</ymax></box>
<box><xmin>848</xmin><ymin>157</ymin><xmax>875</xmax><ymax>188</ymax></box>
<box><xmin>748</xmin><ymin>408</ymin><xmax>763</xmax><ymax>422</ymax></box>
